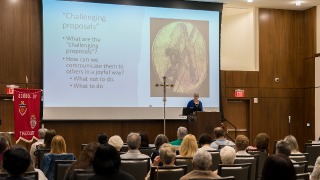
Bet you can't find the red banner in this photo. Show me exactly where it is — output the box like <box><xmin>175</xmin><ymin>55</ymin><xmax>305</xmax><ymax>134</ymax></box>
<box><xmin>14</xmin><ymin>88</ymin><xmax>42</xmax><ymax>143</ymax></box>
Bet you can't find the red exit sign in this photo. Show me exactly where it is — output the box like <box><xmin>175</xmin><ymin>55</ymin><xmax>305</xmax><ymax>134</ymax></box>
<box><xmin>234</xmin><ymin>89</ymin><xmax>245</xmax><ymax>97</ymax></box>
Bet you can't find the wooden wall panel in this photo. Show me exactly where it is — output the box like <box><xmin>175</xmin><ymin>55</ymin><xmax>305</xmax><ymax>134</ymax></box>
<box><xmin>225</xmin><ymin>71</ymin><xmax>259</xmax><ymax>87</ymax></box>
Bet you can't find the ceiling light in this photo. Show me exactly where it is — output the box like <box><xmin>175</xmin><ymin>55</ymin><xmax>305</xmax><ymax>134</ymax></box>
<box><xmin>296</xmin><ymin>1</ymin><xmax>301</xmax><ymax>6</ymax></box>
<box><xmin>247</xmin><ymin>0</ymin><xmax>253</xmax><ymax>2</ymax></box>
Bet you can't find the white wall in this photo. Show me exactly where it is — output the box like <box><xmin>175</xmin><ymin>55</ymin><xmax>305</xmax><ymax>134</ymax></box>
<box><xmin>221</xmin><ymin>7</ymin><xmax>259</xmax><ymax>71</ymax></box>
<box><xmin>315</xmin><ymin>5</ymin><xmax>320</xmax><ymax>140</ymax></box>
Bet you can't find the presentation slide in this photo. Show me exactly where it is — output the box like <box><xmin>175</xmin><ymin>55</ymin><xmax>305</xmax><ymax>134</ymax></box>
<box><xmin>42</xmin><ymin>0</ymin><xmax>221</xmax><ymax>120</ymax></box>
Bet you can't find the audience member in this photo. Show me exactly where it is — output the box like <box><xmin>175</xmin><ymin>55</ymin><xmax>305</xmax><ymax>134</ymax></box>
<box><xmin>248</xmin><ymin>133</ymin><xmax>270</xmax><ymax>151</ymax></box>
<box><xmin>0</xmin><ymin>133</ymin><xmax>12</xmax><ymax>149</ymax></box>
<box><xmin>120</xmin><ymin>133</ymin><xmax>149</xmax><ymax>159</ymax></box>
<box><xmin>235</xmin><ymin>135</ymin><xmax>250</xmax><ymax>155</ymax></box>
<box><xmin>310</xmin><ymin>156</ymin><xmax>320</xmax><ymax>180</ymax></box>
<box><xmin>198</xmin><ymin>134</ymin><xmax>215</xmax><ymax>151</ymax></box>
<box><xmin>178</xmin><ymin>134</ymin><xmax>198</xmax><ymax>157</ymax></box>
<box><xmin>284</xmin><ymin>135</ymin><xmax>301</xmax><ymax>154</ymax></box>
<box><xmin>41</xmin><ymin>135</ymin><xmax>75</xmax><ymax>180</ymax></box>
<box><xmin>170</xmin><ymin>127</ymin><xmax>188</xmax><ymax>146</ymax></box>
<box><xmin>0</xmin><ymin>135</ymin><xmax>9</xmax><ymax>171</ymax></box>
<box><xmin>3</xmin><ymin>147</ymin><xmax>31</xmax><ymax>180</ymax></box>
<box><xmin>138</xmin><ymin>132</ymin><xmax>150</xmax><ymax>148</ymax></box>
<box><xmin>180</xmin><ymin>150</ymin><xmax>220</xmax><ymax>180</ymax></box>
<box><xmin>150</xmin><ymin>134</ymin><xmax>169</xmax><ymax>166</ymax></box>
<box><xmin>88</xmin><ymin>144</ymin><xmax>135</xmax><ymax>180</ymax></box>
<box><xmin>145</xmin><ymin>143</ymin><xmax>176</xmax><ymax>180</ymax></box>
<box><xmin>261</xmin><ymin>154</ymin><xmax>296</xmax><ymax>180</ymax></box>
<box><xmin>38</xmin><ymin>130</ymin><xmax>56</xmax><ymax>150</ymax></box>
<box><xmin>108</xmin><ymin>135</ymin><xmax>124</xmax><ymax>152</ymax></box>
<box><xmin>210</xmin><ymin>127</ymin><xmax>235</xmax><ymax>149</ymax></box>
<box><xmin>97</xmin><ymin>133</ymin><xmax>108</xmax><ymax>145</ymax></box>
<box><xmin>30</xmin><ymin>128</ymin><xmax>47</xmax><ymax>167</ymax></box>
<box><xmin>276</xmin><ymin>140</ymin><xmax>291</xmax><ymax>157</ymax></box>
<box><xmin>64</xmin><ymin>142</ymin><xmax>100</xmax><ymax>180</ymax></box>
<box><xmin>220</xmin><ymin>146</ymin><xmax>236</xmax><ymax>165</ymax></box>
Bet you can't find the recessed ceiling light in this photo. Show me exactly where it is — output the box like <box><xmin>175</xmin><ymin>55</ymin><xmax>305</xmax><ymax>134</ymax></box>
<box><xmin>296</xmin><ymin>1</ymin><xmax>301</xmax><ymax>6</ymax></box>
<box><xmin>247</xmin><ymin>0</ymin><xmax>253</xmax><ymax>2</ymax></box>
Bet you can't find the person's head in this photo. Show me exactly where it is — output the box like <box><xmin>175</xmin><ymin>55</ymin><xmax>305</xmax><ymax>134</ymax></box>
<box><xmin>198</xmin><ymin>134</ymin><xmax>212</xmax><ymax>147</ymax></box>
<box><xmin>193</xmin><ymin>150</ymin><xmax>212</xmax><ymax>170</ymax></box>
<box><xmin>193</xmin><ymin>93</ymin><xmax>199</xmax><ymax>100</ymax></box>
<box><xmin>255</xmin><ymin>133</ymin><xmax>269</xmax><ymax>150</ymax></box>
<box><xmin>108</xmin><ymin>135</ymin><xmax>124</xmax><ymax>151</ymax></box>
<box><xmin>93</xmin><ymin>144</ymin><xmax>121</xmax><ymax>175</ymax></box>
<box><xmin>276</xmin><ymin>140</ymin><xmax>291</xmax><ymax>156</ymax></box>
<box><xmin>98</xmin><ymin>133</ymin><xmax>108</xmax><ymax>144</ymax></box>
<box><xmin>50</xmin><ymin>135</ymin><xmax>67</xmax><ymax>154</ymax></box>
<box><xmin>154</xmin><ymin>134</ymin><xmax>169</xmax><ymax>150</ymax></box>
<box><xmin>0</xmin><ymin>133</ymin><xmax>12</xmax><ymax>149</ymax></box>
<box><xmin>138</xmin><ymin>132</ymin><xmax>149</xmax><ymax>148</ymax></box>
<box><xmin>261</xmin><ymin>154</ymin><xmax>296</xmax><ymax>180</ymax></box>
<box><xmin>220</xmin><ymin>146</ymin><xmax>236</xmax><ymax>165</ymax></box>
<box><xmin>3</xmin><ymin>147</ymin><xmax>30</xmax><ymax>176</ymax></box>
<box><xmin>177</xmin><ymin>127</ymin><xmax>188</xmax><ymax>140</ymax></box>
<box><xmin>0</xmin><ymin>135</ymin><xmax>9</xmax><ymax>155</ymax></box>
<box><xmin>66</xmin><ymin>142</ymin><xmax>100</xmax><ymax>174</ymax></box>
<box><xmin>127</xmin><ymin>132</ymin><xmax>141</xmax><ymax>150</ymax></box>
<box><xmin>235</xmin><ymin>135</ymin><xmax>249</xmax><ymax>151</ymax></box>
<box><xmin>38</xmin><ymin>128</ymin><xmax>48</xmax><ymax>139</ymax></box>
<box><xmin>180</xmin><ymin>134</ymin><xmax>198</xmax><ymax>157</ymax></box>
<box><xmin>284</xmin><ymin>135</ymin><xmax>299</xmax><ymax>153</ymax></box>
<box><xmin>44</xmin><ymin>129</ymin><xmax>56</xmax><ymax>149</ymax></box>
<box><xmin>159</xmin><ymin>143</ymin><xmax>176</xmax><ymax>165</ymax></box>
<box><xmin>213</xmin><ymin>127</ymin><xmax>225</xmax><ymax>139</ymax></box>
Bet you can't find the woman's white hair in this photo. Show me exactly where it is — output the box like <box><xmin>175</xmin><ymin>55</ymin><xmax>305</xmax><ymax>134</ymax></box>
<box><xmin>108</xmin><ymin>135</ymin><xmax>124</xmax><ymax>151</ymax></box>
<box><xmin>220</xmin><ymin>146</ymin><xmax>236</xmax><ymax>165</ymax></box>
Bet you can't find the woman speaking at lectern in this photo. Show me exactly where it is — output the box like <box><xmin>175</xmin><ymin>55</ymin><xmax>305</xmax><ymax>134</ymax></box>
<box><xmin>187</xmin><ymin>93</ymin><xmax>203</xmax><ymax>112</ymax></box>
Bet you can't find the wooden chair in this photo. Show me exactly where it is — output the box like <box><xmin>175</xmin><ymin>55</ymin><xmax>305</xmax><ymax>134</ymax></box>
<box><xmin>289</xmin><ymin>153</ymin><xmax>309</xmax><ymax>162</ymax></box>
<box><xmin>120</xmin><ymin>158</ymin><xmax>150</xmax><ymax>180</ymax></box>
<box><xmin>218</xmin><ymin>163</ymin><xmax>251</xmax><ymax>180</ymax></box>
<box><xmin>150</xmin><ymin>165</ymin><xmax>187</xmax><ymax>180</ymax></box>
<box><xmin>305</xmin><ymin>143</ymin><xmax>320</xmax><ymax>172</ymax></box>
<box><xmin>73</xmin><ymin>169</ymin><xmax>95</xmax><ymax>180</ymax></box>
<box><xmin>292</xmin><ymin>161</ymin><xmax>308</xmax><ymax>174</ymax></box>
<box><xmin>55</xmin><ymin>160</ymin><xmax>76</xmax><ymax>180</ymax></box>
<box><xmin>34</xmin><ymin>146</ymin><xmax>50</xmax><ymax>168</ymax></box>
<box><xmin>175</xmin><ymin>156</ymin><xmax>193</xmax><ymax>173</ymax></box>
<box><xmin>246</xmin><ymin>149</ymin><xmax>268</xmax><ymax>178</ymax></box>
<box><xmin>207</xmin><ymin>151</ymin><xmax>220</xmax><ymax>171</ymax></box>
<box><xmin>296</xmin><ymin>173</ymin><xmax>310</xmax><ymax>180</ymax></box>
<box><xmin>0</xmin><ymin>171</ymin><xmax>39</xmax><ymax>180</ymax></box>
<box><xmin>234</xmin><ymin>154</ymin><xmax>259</xmax><ymax>180</ymax></box>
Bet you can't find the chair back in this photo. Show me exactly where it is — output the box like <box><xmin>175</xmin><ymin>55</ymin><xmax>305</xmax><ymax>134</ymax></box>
<box><xmin>73</xmin><ymin>169</ymin><xmax>95</xmax><ymax>180</ymax></box>
<box><xmin>289</xmin><ymin>153</ymin><xmax>309</xmax><ymax>162</ymax></box>
<box><xmin>55</xmin><ymin>160</ymin><xmax>76</xmax><ymax>180</ymax></box>
<box><xmin>150</xmin><ymin>165</ymin><xmax>187</xmax><ymax>180</ymax></box>
<box><xmin>208</xmin><ymin>151</ymin><xmax>220</xmax><ymax>171</ymax></box>
<box><xmin>175</xmin><ymin>156</ymin><xmax>193</xmax><ymax>173</ymax></box>
<box><xmin>246</xmin><ymin>149</ymin><xmax>268</xmax><ymax>178</ymax></box>
<box><xmin>34</xmin><ymin>146</ymin><xmax>50</xmax><ymax>168</ymax></box>
<box><xmin>120</xmin><ymin>144</ymin><xmax>129</xmax><ymax>152</ymax></box>
<box><xmin>292</xmin><ymin>161</ymin><xmax>308</xmax><ymax>173</ymax></box>
<box><xmin>189</xmin><ymin>177</ymin><xmax>235</xmax><ymax>180</ymax></box>
<box><xmin>120</xmin><ymin>158</ymin><xmax>150</xmax><ymax>180</ymax></box>
<box><xmin>139</xmin><ymin>147</ymin><xmax>155</xmax><ymax>156</ymax></box>
<box><xmin>218</xmin><ymin>163</ymin><xmax>251</xmax><ymax>180</ymax></box>
<box><xmin>296</xmin><ymin>173</ymin><xmax>310</xmax><ymax>180</ymax></box>
<box><xmin>0</xmin><ymin>171</ymin><xmax>39</xmax><ymax>180</ymax></box>
<box><xmin>305</xmin><ymin>143</ymin><xmax>320</xmax><ymax>171</ymax></box>
<box><xmin>234</xmin><ymin>154</ymin><xmax>259</xmax><ymax>180</ymax></box>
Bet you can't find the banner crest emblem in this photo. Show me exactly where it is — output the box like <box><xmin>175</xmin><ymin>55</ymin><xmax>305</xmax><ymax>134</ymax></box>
<box><xmin>19</xmin><ymin>101</ymin><xmax>27</xmax><ymax>116</ymax></box>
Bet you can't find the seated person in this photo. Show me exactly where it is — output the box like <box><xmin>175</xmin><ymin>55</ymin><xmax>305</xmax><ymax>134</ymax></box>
<box><xmin>97</xmin><ymin>133</ymin><xmax>108</xmax><ymax>145</ymax></box>
<box><xmin>37</xmin><ymin>130</ymin><xmax>56</xmax><ymax>150</ymax></box>
<box><xmin>151</xmin><ymin>134</ymin><xmax>169</xmax><ymax>166</ymax></box>
<box><xmin>30</xmin><ymin>128</ymin><xmax>47</xmax><ymax>167</ymax></box>
<box><xmin>198</xmin><ymin>134</ymin><xmax>216</xmax><ymax>151</ymax></box>
<box><xmin>145</xmin><ymin>143</ymin><xmax>176</xmax><ymax>180</ymax></box>
<box><xmin>41</xmin><ymin>135</ymin><xmax>75</xmax><ymax>180</ymax></box>
<box><xmin>220</xmin><ymin>146</ymin><xmax>236</xmax><ymax>165</ymax></box>
<box><xmin>180</xmin><ymin>150</ymin><xmax>220</xmax><ymax>180</ymax></box>
<box><xmin>247</xmin><ymin>133</ymin><xmax>269</xmax><ymax>151</ymax></box>
<box><xmin>210</xmin><ymin>127</ymin><xmax>235</xmax><ymax>149</ymax></box>
<box><xmin>64</xmin><ymin>142</ymin><xmax>100</xmax><ymax>180</ymax></box>
<box><xmin>138</xmin><ymin>132</ymin><xmax>150</xmax><ymax>148</ymax></box>
<box><xmin>3</xmin><ymin>147</ymin><xmax>31</xmax><ymax>180</ymax></box>
<box><xmin>0</xmin><ymin>135</ymin><xmax>10</xmax><ymax>171</ymax></box>
<box><xmin>120</xmin><ymin>133</ymin><xmax>149</xmax><ymax>159</ymax></box>
<box><xmin>88</xmin><ymin>144</ymin><xmax>135</xmax><ymax>180</ymax></box>
<box><xmin>235</xmin><ymin>135</ymin><xmax>250</xmax><ymax>155</ymax></box>
<box><xmin>170</xmin><ymin>127</ymin><xmax>188</xmax><ymax>146</ymax></box>
<box><xmin>108</xmin><ymin>135</ymin><xmax>124</xmax><ymax>152</ymax></box>
<box><xmin>284</xmin><ymin>135</ymin><xmax>301</xmax><ymax>154</ymax></box>
<box><xmin>187</xmin><ymin>93</ymin><xmax>203</xmax><ymax>112</ymax></box>
<box><xmin>275</xmin><ymin>140</ymin><xmax>291</xmax><ymax>157</ymax></box>
<box><xmin>178</xmin><ymin>134</ymin><xmax>198</xmax><ymax>157</ymax></box>
<box><xmin>261</xmin><ymin>154</ymin><xmax>296</xmax><ymax>180</ymax></box>
<box><xmin>310</xmin><ymin>156</ymin><xmax>320</xmax><ymax>180</ymax></box>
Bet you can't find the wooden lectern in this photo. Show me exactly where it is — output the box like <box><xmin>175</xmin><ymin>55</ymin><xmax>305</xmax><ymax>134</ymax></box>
<box><xmin>187</xmin><ymin>112</ymin><xmax>221</xmax><ymax>138</ymax></box>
